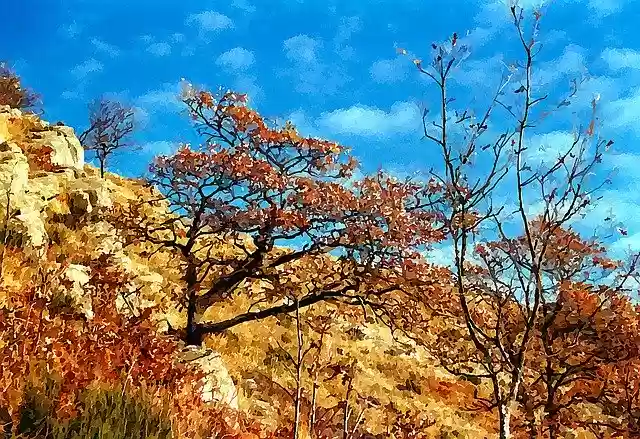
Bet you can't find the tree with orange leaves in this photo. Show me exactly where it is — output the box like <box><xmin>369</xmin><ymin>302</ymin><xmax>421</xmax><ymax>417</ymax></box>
<box><xmin>119</xmin><ymin>84</ymin><xmax>444</xmax><ymax>346</ymax></box>
<box><xmin>513</xmin><ymin>273</ymin><xmax>640</xmax><ymax>438</ymax></box>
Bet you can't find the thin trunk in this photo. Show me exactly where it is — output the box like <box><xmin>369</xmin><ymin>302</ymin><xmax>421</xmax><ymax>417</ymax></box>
<box><xmin>544</xmin><ymin>409</ymin><xmax>558</xmax><ymax>439</ymax></box>
<box><xmin>499</xmin><ymin>402</ymin><xmax>512</xmax><ymax>439</ymax></box>
<box><xmin>293</xmin><ymin>299</ymin><xmax>303</xmax><ymax>439</ymax></box>
<box><xmin>349</xmin><ymin>408</ymin><xmax>366</xmax><ymax>439</ymax></box>
<box><xmin>500</xmin><ymin>372</ymin><xmax>524</xmax><ymax>439</ymax></box>
<box><xmin>343</xmin><ymin>378</ymin><xmax>353</xmax><ymax>439</ymax></box>
<box><xmin>310</xmin><ymin>367</ymin><xmax>319</xmax><ymax>438</ymax></box>
<box><xmin>99</xmin><ymin>157</ymin><xmax>105</xmax><ymax>178</ymax></box>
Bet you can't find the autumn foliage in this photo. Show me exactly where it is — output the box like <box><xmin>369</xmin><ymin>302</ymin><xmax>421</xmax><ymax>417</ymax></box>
<box><xmin>0</xmin><ymin>248</ymin><xmax>265</xmax><ymax>438</ymax></box>
<box><xmin>4</xmin><ymin>5</ymin><xmax>640</xmax><ymax>439</ymax></box>
<box><xmin>115</xmin><ymin>85</ymin><xmax>444</xmax><ymax>347</ymax></box>
<box><xmin>0</xmin><ymin>63</ymin><xmax>39</xmax><ymax>110</ymax></box>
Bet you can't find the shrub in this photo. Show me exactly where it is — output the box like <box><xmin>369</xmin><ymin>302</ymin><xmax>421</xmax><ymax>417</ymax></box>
<box><xmin>0</xmin><ymin>62</ymin><xmax>39</xmax><ymax>110</ymax></box>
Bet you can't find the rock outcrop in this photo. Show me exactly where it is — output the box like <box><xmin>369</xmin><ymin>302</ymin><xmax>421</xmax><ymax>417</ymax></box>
<box><xmin>175</xmin><ymin>343</ymin><xmax>239</xmax><ymax>409</ymax></box>
<box><xmin>0</xmin><ymin>105</ymin><xmax>239</xmax><ymax>410</ymax></box>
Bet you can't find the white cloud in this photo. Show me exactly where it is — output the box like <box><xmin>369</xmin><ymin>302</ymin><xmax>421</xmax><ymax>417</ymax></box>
<box><xmin>132</xmin><ymin>106</ymin><xmax>151</xmax><ymax>130</ymax></box>
<box><xmin>317</xmin><ymin>102</ymin><xmax>421</xmax><ymax>137</ymax></box>
<box><xmin>424</xmin><ymin>243</ymin><xmax>455</xmax><ymax>268</ymax></box>
<box><xmin>587</xmin><ymin>0</ymin><xmax>624</xmax><ymax>17</ymax></box>
<box><xmin>91</xmin><ymin>38</ymin><xmax>120</xmax><ymax>57</ymax></box>
<box><xmin>460</xmin><ymin>26</ymin><xmax>497</xmax><ymax>50</ymax></box>
<box><xmin>216</xmin><ymin>47</ymin><xmax>255</xmax><ymax>71</ymax></box>
<box><xmin>232</xmin><ymin>75</ymin><xmax>263</xmax><ymax>104</ymax></box>
<box><xmin>186</xmin><ymin>11</ymin><xmax>234</xmax><ymax>32</ymax></box>
<box><xmin>280</xmin><ymin>34</ymin><xmax>350</xmax><ymax>96</ymax></box>
<box><xmin>603</xmin><ymin>89</ymin><xmax>640</xmax><ymax>134</ymax></box>
<box><xmin>573</xmin><ymin>75</ymin><xmax>624</xmax><ymax>108</ymax></box>
<box><xmin>370</xmin><ymin>57</ymin><xmax>409</xmax><ymax>83</ymax></box>
<box><xmin>286</xmin><ymin>109</ymin><xmax>317</xmax><ymax>137</ymax></box>
<box><xmin>136</xmin><ymin>85</ymin><xmax>183</xmax><ymax>113</ymax></box>
<box><xmin>172</xmin><ymin>33</ymin><xmax>186</xmax><ymax>43</ymax></box>
<box><xmin>536</xmin><ymin>44</ymin><xmax>587</xmax><ymax>86</ymax></box>
<box><xmin>605</xmin><ymin>152</ymin><xmax>640</xmax><ymax>179</ymax></box>
<box><xmin>525</xmin><ymin>131</ymin><xmax>578</xmax><ymax>165</ymax></box>
<box><xmin>71</xmin><ymin>58</ymin><xmax>103</xmax><ymax>79</ymax></box>
<box><xmin>601</xmin><ymin>48</ymin><xmax>640</xmax><ymax>71</ymax></box>
<box><xmin>232</xmin><ymin>0</ymin><xmax>256</xmax><ymax>12</ymax></box>
<box><xmin>283</xmin><ymin>35</ymin><xmax>321</xmax><ymax>63</ymax></box>
<box><xmin>333</xmin><ymin>16</ymin><xmax>361</xmax><ymax>60</ymax></box>
<box><xmin>450</xmin><ymin>54</ymin><xmax>505</xmax><ymax>89</ymax></box>
<box><xmin>147</xmin><ymin>42</ymin><xmax>172</xmax><ymax>57</ymax></box>
<box><xmin>611</xmin><ymin>231</ymin><xmax>640</xmax><ymax>257</ymax></box>
<box><xmin>141</xmin><ymin>141</ymin><xmax>179</xmax><ymax>156</ymax></box>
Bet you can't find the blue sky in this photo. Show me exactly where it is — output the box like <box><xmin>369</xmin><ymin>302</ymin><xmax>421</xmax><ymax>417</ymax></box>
<box><xmin>5</xmin><ymin>0</ymin><xmax>640</xmax><ymax>261</ymax></box>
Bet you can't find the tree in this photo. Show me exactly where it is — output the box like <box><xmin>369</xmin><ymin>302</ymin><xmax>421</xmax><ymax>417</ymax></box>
<box><xmin>399</xmin><ymin>5</ymin><xmax>639</xmax><ymax>438</ymax></box>
<box><xmin>79</xmin><ymin>98</ymin><xmax>136</xmax><ymax>178</ymax></box>
<box><xmin>590</xmin><ymin>358</ymin><xmax>640</xmax><ymax>437</ymax></box>
<box><xmin>118</xmin><ymin>86</ymin><xmax>443</xmax><ymax>346</ymax></box>
<box><xmin>514</xmin><ymin>271</ymin><xmax>640</xmax><ymax>438</ymax></box>
<box><xmin>0</xmin><ymin>62</ymin><xmax>39</xmax><ymax>111</ymax></box>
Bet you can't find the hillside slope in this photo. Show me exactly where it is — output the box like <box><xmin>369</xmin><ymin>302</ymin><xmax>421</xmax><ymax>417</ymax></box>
<box><xmin>0</xmin><ymin>106</ymin><xmax>492</xmax><ymax>438</ymax></box>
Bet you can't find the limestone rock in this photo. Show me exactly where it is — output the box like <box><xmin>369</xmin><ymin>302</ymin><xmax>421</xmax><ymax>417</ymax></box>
<box><xmin>0</xmin><ymin>105</ymin><xmax>244</xmax><ymax>420</ymax></box>
<box><xmin>10</xmin><ymin>210</ymin><xmax>47</xmax><ymax>249</ymax></box>
<box><xmin>62</xmin><ymin>264</ymin><xmax>94</xmax><ymax>320</ymax></box>
<box><xmin>67</xmin><ymin>177</ymin><xmax>112</xmax><ymax>215</ymax></box>
<box><xmin>176</xmin><ymin>344</ymin><xmax>239</xmax><ymax>409</ymax></box>
<box><xmin>80</xmin><ymin>221</ymin><xmax>123</xmax><ymax>258</ymax></box>
<box><xmin>0</xmin><ymin>143</ymin><xmax>29</xmax><ymax>194</ymax></box>
<box><xmin>31</xmin><ymin>126</ymin><xmax>84</xmax><ymax>169</ymax></box>
<box><xmin>0</xmin><ymin>145</ymin><xmax>49</xmax><ymax>254</ymax></box>
<box><xmin>0</xmin><ymin>107</ymin><xmax>23</xmax><ymax>145</ymax></box>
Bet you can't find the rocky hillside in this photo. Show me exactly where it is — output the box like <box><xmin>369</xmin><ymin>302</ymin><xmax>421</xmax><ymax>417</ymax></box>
<box><xmin>0</xmin><ymin>106</ymin><xmax>491</xmax><ymax>438</ymax></box>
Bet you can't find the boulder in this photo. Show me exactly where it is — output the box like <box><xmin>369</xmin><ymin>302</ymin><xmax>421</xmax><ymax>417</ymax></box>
<box><xmin>10</xmin><ymin>210</ymin><xmax>48</xmax><ymax>249</ymax></box>
<box><xmin>0</xmin><ymin>145</ymin><xmax>49</xmax><ymax>254</ymax></box>
<box><xmin>176</xmin><ymin>344</ymin><xmax>239</xmax><ymax>409</ymax></box>
<box><xmin>0</xmin><ymin>143</ymin><xmax>29</xmax><ymax>195</ymax></box>
<box><xmin>67</xmin><ymin>177</ymin><xmax>113</xmax><ymax>215</ymax></box>
<box><xmin>31</xmin><ymin>126</ymin><xmax>84</xmax><ymax>170</ymax></box>
<box><xmin>69</xmin><ymin>190</ymin><xmax>92</xmax><ymax>215</ymax></box>
<box><xmin>62</xmin><ymin>263</ymin><xmax>94</xmax><ymax>320</ymax></box>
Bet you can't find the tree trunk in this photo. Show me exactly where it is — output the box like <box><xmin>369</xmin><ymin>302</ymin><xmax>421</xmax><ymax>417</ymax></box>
<box><xmin>343</xmin><ymin>378</ymin><xmax>353</xmax><ymax>439</ymax></box>
<box><xmin>293</xmin><ymin>300</ymin><xmax>303</xmax><ymax>439</ymax></box>
<box><xmin>184</xmin><ymin>264</ymin><xmax>202</xmax><ymax>346</ymax></box>
<box><xmin>185</xmin><ymin>290</ymin><xmax>203</xmax><ymax>346</ymax></box>
<box><xmin>310</xmin><ymin>368</ymin><xmax>319</xmax><ymax>438</ymax></box>
<box><xmin>99</xmin><ymin>158</ymin><xmax>105</xmax><ymax>178</ymax></box>
<box><xmin>498</xmin><ymin>403</ymin><xmax>512</xmax><ymax>439</ymax></box>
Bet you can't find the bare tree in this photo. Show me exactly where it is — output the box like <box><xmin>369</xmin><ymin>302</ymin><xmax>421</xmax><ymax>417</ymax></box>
<box><xmin>401</xmin><ymin>6</ymin><xmax>636</xmax><ymax>438</ymax></box>
<box><xmin>79</xmin><ymin>98</ymin><xmax>136</xmax><ymax>178</ymax></box>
